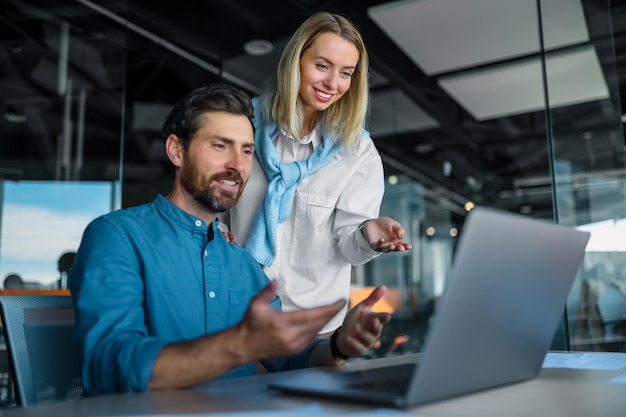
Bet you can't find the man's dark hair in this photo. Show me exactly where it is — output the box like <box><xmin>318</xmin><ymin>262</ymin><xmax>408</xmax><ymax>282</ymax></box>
<box><xmin>162</xmin><ymin>83</ymin><xmax>254</xmax><ymax>150</ymax></box>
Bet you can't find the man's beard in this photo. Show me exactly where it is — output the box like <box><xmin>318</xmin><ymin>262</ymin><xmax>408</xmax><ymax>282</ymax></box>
<box><xmin>179</xmin><ymin>153</ymin><xmax>245</xmax><ymax>213</ymax></box>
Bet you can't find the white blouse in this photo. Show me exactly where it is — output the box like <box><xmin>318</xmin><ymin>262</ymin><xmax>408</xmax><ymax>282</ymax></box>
<box><xmin>227</xmin><ymin>126</ymin><xmax>384</xmax><ymax>333</ymax></box>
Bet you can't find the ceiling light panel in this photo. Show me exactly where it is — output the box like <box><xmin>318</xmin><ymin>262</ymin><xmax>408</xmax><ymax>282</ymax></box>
<box><xmin>369</xmin><ymin>88</ymin><xmax>439</xmax><ymax>136</ymax></box>
<box><xmin>436</xmin><ymin>45</ymin><xmax>609</xmax><ymax>121</ymax></box>
<box><xmin>368</xmin><ymin>0</ymin><xmax>589</xmax><ymax>76</ymax></box>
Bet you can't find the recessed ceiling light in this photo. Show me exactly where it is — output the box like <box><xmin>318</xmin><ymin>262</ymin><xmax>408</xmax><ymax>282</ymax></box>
<box><xmin>243</xmin><ymin>39</ymin><xmax>273</xmax><ymax>56</ymax></box>
<box><xmin>414</xmin><ymin>143</ymin><xmax>434</xmax><ymax>153</ymax></box>
<box><xmin>520</xmin><ymin>205</ymin><xmax>533</xmax><ymax>214</ymax></box>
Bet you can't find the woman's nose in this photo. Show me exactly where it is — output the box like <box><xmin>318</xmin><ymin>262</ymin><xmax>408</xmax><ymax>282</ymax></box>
<box><xmin>323</xmin><ymin>72</ymin><xmax>338</xmax><ymax>89</ymax></box>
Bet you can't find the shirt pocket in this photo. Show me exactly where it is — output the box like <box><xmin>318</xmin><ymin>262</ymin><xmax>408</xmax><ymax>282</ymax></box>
<box><xmin>289</xmin><ymin>191</ymin><xmax>338</xmax><ymax>268</ymax></box>
<box><xmin>228</xmin><ymin>291</ymin><xmax>253</xmax><ymax>326</ymax></box>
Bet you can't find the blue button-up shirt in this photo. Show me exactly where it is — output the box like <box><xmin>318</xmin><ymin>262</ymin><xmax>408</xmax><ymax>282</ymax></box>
<box><xmin>69</xmin><ymin>195</ymin><xmax>315</xmax><ymax>396</ymax></box>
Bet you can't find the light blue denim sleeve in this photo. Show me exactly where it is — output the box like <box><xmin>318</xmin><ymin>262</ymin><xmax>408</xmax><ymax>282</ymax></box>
<box><xmin>69</xmin><ymin>216</ymin><xmax>168</xmax><ymax>395</ymax></box>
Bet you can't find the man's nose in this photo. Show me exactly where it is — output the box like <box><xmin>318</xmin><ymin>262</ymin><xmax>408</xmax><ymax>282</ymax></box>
<box><xmin>226</xmin><ymin>151</ymin><xmax>245</xmax><ymax>173</ymax></box>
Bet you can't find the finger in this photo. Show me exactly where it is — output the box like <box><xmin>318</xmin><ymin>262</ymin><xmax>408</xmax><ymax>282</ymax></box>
<box><xmin>344</xmin><ymin>334</ymin><xmax>371</xmax><ymax>355</ymax></box>
<box><xmin>377</xmin><ymin>312</ymin><xmax>392</xmax><ymax>325</ymax></box>
<box><xmin>254</xmin><ymin>280</ymin><xmax>279</xmax><ymax>304</ymax></box>
<box><xmin>376</xmin><ymin>239</ymin><xmax>393</xmax><ymax>252</ymax></box>
<box><xmin>379</xmin><ymin>241</ymin><xmax>412</xmax><ymax>252</ymax></box>
<box><xmin>391</xmin><ymin>223</ymin><xmax>405</xmax><ymax>239</ymax></box>
<box><xmin>343</xmin><ymin>329</ymin><xmax>379</xmax><ymax>355</ymax></box>
<box><xmin>357</xmin><ymin>313</ymin><xmax>387</xmax><ymax>332</ymax></box>
<box><xmin>382</xmin><ymin>243</ymin><xmax>400</xmax><ymax>252</ymax></box>
<box><xmin>393</xmin><ymin>244</ymin><xmax>407</xmax><ymax>252</ymax></box>
<box><xmin>356</xmin><ymin>286</ymin><xmax>387</xmax><ymax>308</ymax></box>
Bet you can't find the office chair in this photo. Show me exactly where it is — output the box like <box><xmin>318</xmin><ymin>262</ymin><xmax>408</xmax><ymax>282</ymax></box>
<box><xmin>0</xmin><ymin>295</ymin><xmax>83</xmax><ymax>406</ymax></box>
<box><xmin>596</xmin><ymin>283</ymin><xmax>626</xmax><ymax>351</ymax></box>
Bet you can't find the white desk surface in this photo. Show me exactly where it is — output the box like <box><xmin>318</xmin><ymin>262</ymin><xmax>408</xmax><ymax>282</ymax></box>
<box><xmin>2</xmin><ymin>352</ymin><xmax>625</xmax><ymax>417</ymax></box>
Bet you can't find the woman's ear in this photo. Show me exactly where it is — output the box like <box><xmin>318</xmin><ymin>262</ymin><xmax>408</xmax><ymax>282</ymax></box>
<box><xmin>165</xmin><ymin>134</ymin><xmax>184</xmax><ymax>168</ymax></box>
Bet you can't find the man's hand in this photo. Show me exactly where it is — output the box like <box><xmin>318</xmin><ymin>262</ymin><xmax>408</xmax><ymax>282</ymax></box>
<box><xmin>335</xmin><ymin>285</ymin><xmax>391</xmax><ymax>358</ymax></box>
<box><xmin>363</xmin><ymin>217</ymin><xmax>412</xmax><ymax>252</ymax></box>
<box><xmin>236</xmin><ymin>281</ymin><xmax>346</xmax><ymax>361</ymax></box>
<box><xmin>150</xmin><ymin>281</ymin><xmax>345</xmax><ymax>390</ymax></box>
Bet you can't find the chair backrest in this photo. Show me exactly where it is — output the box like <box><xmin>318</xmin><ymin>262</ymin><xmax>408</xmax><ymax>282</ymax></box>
<box><xmin>0</xmin><ymin>295</ymin><xmax>82</xmax><ymax>406</ymax></box>
<box><xmin>597</xmin><ymin>283</ymin><xmax>626</xmax><ymax>339</ymax></box>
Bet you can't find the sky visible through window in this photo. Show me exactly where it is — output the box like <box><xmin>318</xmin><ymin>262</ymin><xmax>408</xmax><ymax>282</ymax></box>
<box><xmin>0</xmin><ymin>181</ymin><xmax>117</xmax><ymax>288</ymax></box>
<box><xmin>578</xmin><ymin>219</ymin><xmax>626</xmax><ymax>252</ymax></box>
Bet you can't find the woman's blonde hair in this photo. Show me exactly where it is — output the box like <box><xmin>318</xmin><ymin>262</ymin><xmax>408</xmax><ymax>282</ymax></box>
<box><xmin>261</xmin><ymin>12</ymin><xmax>370</xmax><ymax>148</ymax></box>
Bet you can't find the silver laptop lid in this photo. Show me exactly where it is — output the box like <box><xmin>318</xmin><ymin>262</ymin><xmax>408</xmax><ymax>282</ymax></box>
<box><xmin>407</xmin><ymin>206</ymin><xmax>590</xmax><ymax>405</ymax></box>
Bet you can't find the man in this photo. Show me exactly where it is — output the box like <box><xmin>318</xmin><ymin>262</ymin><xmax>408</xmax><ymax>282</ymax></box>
<box><xmin>69</xmin><ymin>83</ymin><xmax>390</xmax><ymax>396</ymax></box>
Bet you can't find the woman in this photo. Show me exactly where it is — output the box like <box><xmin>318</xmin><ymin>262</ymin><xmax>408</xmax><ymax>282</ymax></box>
<box><xmin>225</xmin><ymin>12</ymin><xmax>411</xmax><ymax>335</ymax></box>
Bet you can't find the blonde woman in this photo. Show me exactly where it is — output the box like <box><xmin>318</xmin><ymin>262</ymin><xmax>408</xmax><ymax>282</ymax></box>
<box><xmin>225</xmin><ymin>12</ymin><xmax>411</xmax><ymax>337</ymax></box>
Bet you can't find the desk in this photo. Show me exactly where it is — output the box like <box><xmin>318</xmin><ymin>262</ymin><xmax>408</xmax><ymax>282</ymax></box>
<box><xmin>1</xmin><ymin>352</ymin><xmax>625</xmax><ymax>417</ymax></box>
<box><xmin>0</xmin><ymin>290</ymin><xmax>71</xmax><ymax>296</ymax></box>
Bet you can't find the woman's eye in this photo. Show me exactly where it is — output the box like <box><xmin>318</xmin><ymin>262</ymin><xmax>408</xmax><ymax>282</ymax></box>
<box><xmin>317</xmin><ymin>64</ymin><xmax>328</xmax><ymax>71</ymax></box>
<box><xmin>340</xmin><ymin>72</ymin><xmax>352</xmax><ymax>79</ymax></box>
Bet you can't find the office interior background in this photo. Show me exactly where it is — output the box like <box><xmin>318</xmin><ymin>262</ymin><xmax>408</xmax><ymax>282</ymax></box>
<box><xmin>0</xmin><ymin>0</ymin><xmax>625</xmax><ymax>358</ymax></box>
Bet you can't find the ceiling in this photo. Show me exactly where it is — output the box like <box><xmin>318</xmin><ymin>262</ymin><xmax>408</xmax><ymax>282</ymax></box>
<box><xmin>1</xmin><ymin>0</ymin><xmax>626</xmax><ymax>223</ymax></box>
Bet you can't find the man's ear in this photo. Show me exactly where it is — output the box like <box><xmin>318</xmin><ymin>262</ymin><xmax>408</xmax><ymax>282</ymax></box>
<box><xmin>165</xmin><ymin>134</ymin><xmax>184</xmax><ymax>168</ymax></box>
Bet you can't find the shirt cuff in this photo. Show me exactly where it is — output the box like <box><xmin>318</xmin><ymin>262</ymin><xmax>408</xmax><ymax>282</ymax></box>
<box><xmin>356</xmin><ymin>220</ymin><xmax>381</xmax><ymax>256</ymax></box>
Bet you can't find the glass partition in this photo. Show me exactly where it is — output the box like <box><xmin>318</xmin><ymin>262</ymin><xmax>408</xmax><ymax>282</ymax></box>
<box><xmin>541</xmin><ymin>0</ymin><xmax>626</xmax><ymax>352</ymax></box>
<box><xmin>363</xmin><ymin>0</ymin><xmax>626</xmax><ymax>357</ymax></box>
<box><xmin>1</xmin><ymin>0</ymin><xmax>126</xmax><ymax>288</ymax></box>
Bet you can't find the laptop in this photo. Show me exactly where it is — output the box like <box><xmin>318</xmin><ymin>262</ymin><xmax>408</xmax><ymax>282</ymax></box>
<box><xmin>268</xmin><ymin>206</ymin><xmax>591</xmax><ymax>408</ymax></box>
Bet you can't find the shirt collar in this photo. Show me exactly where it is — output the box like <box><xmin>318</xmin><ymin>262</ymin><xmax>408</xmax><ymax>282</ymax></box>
<box><xmin>279</xmin><ymin>125</ymin><xmax>322</xmax><ymax>147</ymax></box>
<box><xmin>153</xmin><ymin>194</ymin><xmax>219</xmax><ymax>233</ymax></box>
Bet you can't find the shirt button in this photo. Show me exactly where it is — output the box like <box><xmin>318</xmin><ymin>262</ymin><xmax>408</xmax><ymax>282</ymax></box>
<box><xmin>195</xmin><ymin>220</ymin><xmax>202</xmax><ymax>227</ymax></box>
<box><xmin>209</xmin><ymin>291</ymin><xmax>216</xmax><ymax>298</ymax></box>
<box><xmin>204</xmin><ymin>250</ymin><xmax>208</xmax><ymax>257</ymax></box>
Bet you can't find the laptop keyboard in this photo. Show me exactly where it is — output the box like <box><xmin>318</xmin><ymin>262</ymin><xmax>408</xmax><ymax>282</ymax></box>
<box><xmin>345</xmin><ymin>363</ymin><xmax>416</xmax><ymax>394</ymax></box>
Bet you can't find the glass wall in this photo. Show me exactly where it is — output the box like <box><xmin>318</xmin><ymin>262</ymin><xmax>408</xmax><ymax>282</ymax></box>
<box><xmin>543</xmin><ymin>0</ymin><xmax>626</xmax><ymax>352</ymax></box>
<box><xmin>0</xmin><ymin>0</ymin><xmax>125</xmax><ymax>290</ymax></box>
<box><xmin>361</xmin><ymin>0</ymin><xmax>626</xmax><ymax>357</ymax></box>
<box><xmin>1</xmin><ymin>0</ymin><xmax>625</xmax><ymax>356</ymax></box>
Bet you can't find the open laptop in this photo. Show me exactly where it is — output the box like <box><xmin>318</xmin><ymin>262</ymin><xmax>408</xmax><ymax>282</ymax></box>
<box><xmin>268</xmin><ymin>206</ymin><xmax>591</xmax><ymax>408</ymax></box>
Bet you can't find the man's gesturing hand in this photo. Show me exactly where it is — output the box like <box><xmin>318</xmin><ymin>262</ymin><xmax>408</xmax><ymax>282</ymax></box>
<box><xmin>235</xmin><ymin>281</ymin><xmax>345</xmax><ymax>361</ymax></box>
